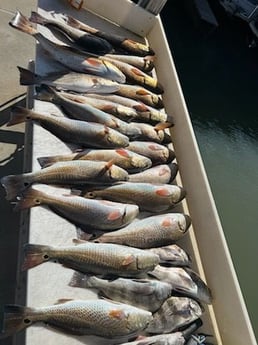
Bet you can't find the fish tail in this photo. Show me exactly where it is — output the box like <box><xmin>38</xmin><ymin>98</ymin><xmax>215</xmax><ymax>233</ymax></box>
<box><xmin>0</xmin><ymin>174</ymin><xmax>27</xmax><ymax>201</ymax></box>
<box><xmin>7</xmin><ymin>106</ymin><xmax>34</xmax><ymax>126</ymax></box>
<box><xmin>0</xmin><ymin>305</ymin><xmax>34</xmax><ymax>338</ymax></box>
<box><xmin>37</xmin><ymin>155</ymin><xmax>58</xmax><ymax>168</ymax></box>
<box><xmin>14</xmin><ymin>187</ymin><xmax>44</xmax><ymax>212</ymax></box>
<box><xmin>35</xmin><ymin>84</ymin><xmax>57</xmax><ymax>103</ymax></box>
<box><xmin>69</xmin><ymin>271</ymin><xmax>93</xmax><ymax>288</ymax></box>
<box><xmin>22</xmin><ymin>243</ymin><xmax>51</xmax><ymax>271</ymax></box>
<box><xmin>17</xmin><ymin>66</ymin><xmax>40</xmax><ymax>86</ymax></box>
<box><xmin>65</xmin><ymin>15</ymin><xmax>82</xmax><ymax>30</ymax></box>
<box><xmin>9</xmin><ymin>11</ymin><xmax>37</xmax><ymax>36</ymax></box>
<box><xmin>29</xmin><ymin>11</ymin><xmax>47</xmax><ymax>25</ymax></box>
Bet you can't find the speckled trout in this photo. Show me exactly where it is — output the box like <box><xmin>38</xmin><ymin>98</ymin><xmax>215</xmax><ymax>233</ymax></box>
<box><xmin>29</xmin><ymin>11</ymin><xmax>114</xmax><ymax>55</ymax></box>
<box><xmin>21</xmin><ymin>240</ymin><xmax>160</xmax><ymax>277</ymax></box>
<box><xmin>7</xmin><ymin>106</ymin><xmax>129</xmax><ymax>149</ymax></box>
<box><xmin>70</xmin><ymin>273</ymin><xmax>172</xmax><ymax>312</ymax></box>
<box><xmin>1</xmin><ymin>160</ymin><xmax>129</xmax><ymax>201</ymax></box>
<box><xmin>63</xmin><ymin>13</ymin><xmax>155</xmax><ymax>56</ymax></box>
<box><xmin>0</xmin><ymin>299</ymin><xmax>152</xmax><ymax>339</ymax></box>
<box><xmin>14</xmin><ymin>187</ymin><xmax>139</xmax><ymax>231</ymax></box>
<box><xmin>37</xmin><ymin>148</ymin><xmax>152</xmax><ymax>173</ymax></box>
<box><xmin>9</xmin><ymin>11</ymin><xmax>126</xmax><ymax>83</ymax></box>
<box><xmin>82</xmin><ymin>182</ymin><xmax>186</xmax><ymax>212</ymax></box>
<box><xmin>146</xmin><ymin>296</ymin><xmax>203</xmax><ymax>334</ymax></box>
<box><xmin>35</xmin><ymin>86</ymin><xmax>141</xmax><ymax>138</ymax></box>
<box><xmin>90</xmin><ymin>213</ymin><xmax>191</xmax><ymax>248</ymax></box>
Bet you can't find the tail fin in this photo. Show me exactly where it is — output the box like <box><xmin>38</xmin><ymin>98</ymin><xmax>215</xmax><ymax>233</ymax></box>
<box><xmin>0</xmin><ymin>305</ymin><xmax>34</xmax><ymax>339</ymax></box>
<box><xmin>22</xmin><ymin>243</ymin><xmax>51</xmax><ymax>271</ymax></box>
<box><xmin>7</xmin><ymin>106</ymin><xmax>34</xmax><ymax>127</ymax></box>
<box><xmin>181</xmin><ymin>318</ymin><xmax>203</xmax><ymax>340</ymax></box>
<box><xmin>9</xmin><ymin>11</ymin><xmax>37</xmax><ymax>36</ymax></box>
<box><xmin>29</xmin><ymin>11</ymin><xmax>47</xmax><ymax>25</ymax></box>
<box><xmin>69</xmin><ymin>271</ymin><xmax>92</xmax><ymax>288</ymax></box>
<box><xmin>14</xmin><ymin>187</ymin><xmax>45</xmax><ymax>211</ymax></box>
<box><xmin>0</xmin><ymin>174</ymin><xmax>28</xmax><ymax>201</ymax></box>
<box><xmin>37</xmin><ymin>155</ymin><xmax>60</xmax><ymax>168</ymax></box>
<box><xmin>17</xmin><ymin>66</ymin><xmax>40</xmax><ymax>86</ymax></box>
<box><xmin>35</xmin><ymin>84</ymin><xmax>57</xmax><ymax>103</ymax></box>
<box><xmin>154</xmin><ymin>122</ymin><xmax>174</xmax><ymax>131</ymax></box>
<box><xmin>65</xmin><ymin>15</ymin><xmax>96</xmax><ymax>34</ymax></box>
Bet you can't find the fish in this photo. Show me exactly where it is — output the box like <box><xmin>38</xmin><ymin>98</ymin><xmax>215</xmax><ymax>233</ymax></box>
<box><xmin>60</xmin><ymin>93</ymin><xmax>140</xmax><ymax>123</ymax></box>
<box><xmin>69</xmin><ymin>273</ymin><xmax>172</xmax><ymax>312</ymax></box>
<box><xmin>146</xmin><ymin>296</ymin><xmax>203</xmax><ymax>334</ymax></box>
<box><xmin>104</xmin><ymin>53</ymin><xmax>155</xmax><ymax>72</ymax></box>
<box><xmin>82</xmin><ymin>182</ymin><xmax>186</xmax><ymax>213</ymax></box>
<box><xmin>89</xmin><ymin>213</ymin><xmax>191</xmax><ymax>248</ymax></box>
<box><xmin>14</xmin><ymin>187</ymin><xmax>139</xmax><ymax>231</ymax></box>
<box><xmin>147</xmin><ymin>266</ymin><xmax>212</xmax><ymax>304</ymax></box>
<box><xmin>21</xmin><ymin>240</ymin><xmax>160</xmax><ymax>277</ymax></box>
<box><xmin>9</xmin><ymin>11</ymin><xmax>126</xmax><ymax>83</ymax></box>
<box><xmin>98</xmin><ymin>55</ymin><xmax>164</xmax><ymax>94</ymax></box>
<box><xmin>63</xmin><ymin>13</ymin><xmax>155</xmax><ymax>56</ymax></box>
<box><xmin>115</xmin><ymin>84</ymin><xmax>164</xmax><ymax>109</ymax></box>
<box><xmin>147</xmin><ymin>244</ymin><xmax>191</xmax><ymax>267</ymax></box>
<box><xmin>1</xmin><ymin>160</ymin><xmax>129</xmax><ymax>200</ymax></box>
<box><xmin>83</xmin><ymin>93</ymin><xmax>169</xmax><ymax>124</ymax></box>
<box><xmin>127</xmin><ymin>122</ymin><xmax>173</xmax><ymax>143</ymax></box>
<box><xmin>127</xmin><ymin>141</ymin><xmax>175</xmax><ymax>165</ymax></box>
<box><xmin>29</xmin><ymin>11</ymin><xmax>114</xmax><ymax>54</ymax></box>
<box><xmin>37</xmin><ymin>148</ymin><xmax>152</xmax><ymax>173</ymax></box>
<box><xmin>120</xmin><ymin>319</ymin><xmax>203</xmax><ymax>345</ymax></box>
<box><xmin>7</xmin><ymin>106</ymin><xmax>129</xmax><ymax>149</ymax></box>
<box><xmin>0</xmin><ymin>298</ymin><xmax>152</xmax><ymax>339</ymax></box>
<box><xmin>17</xmin><ymin>66</ymin><xmax>120</xmax><ymax>94</ymax></box>
<box><xmin>128</xmin><ymin>163</ymin><xmax>179</xmax><ymax>184</ymax></box>
<box><xmin>35</xmin><ymin>86</ymin><xmax>141</xmax><ymax>138</ymax></box>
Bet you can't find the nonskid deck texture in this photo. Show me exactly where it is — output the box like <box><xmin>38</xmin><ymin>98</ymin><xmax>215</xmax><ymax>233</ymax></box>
<box><xmin>1</xmin><ymin>1</ymin><xmax>256</xmax><ymax>345</ymax></box>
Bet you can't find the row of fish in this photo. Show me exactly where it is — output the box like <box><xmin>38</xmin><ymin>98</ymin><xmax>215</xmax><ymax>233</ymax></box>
<box><xmin>0</xmin><ymin>5</ymin><xmax>213</xmax><ymax>345</ymax></box>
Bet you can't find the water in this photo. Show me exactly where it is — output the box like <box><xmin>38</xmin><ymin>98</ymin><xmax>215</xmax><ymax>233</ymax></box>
<box><xmin>161</xmin><ymin>0</ymin><xmax>258</xmax><ymax>340</ymax></box>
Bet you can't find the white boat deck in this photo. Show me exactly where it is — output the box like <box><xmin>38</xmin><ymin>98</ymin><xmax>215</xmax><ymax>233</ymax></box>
<box><xmin>16</xmin><ymin>1</ymin><xmax>257</xmax><ymax>345</ymax></box>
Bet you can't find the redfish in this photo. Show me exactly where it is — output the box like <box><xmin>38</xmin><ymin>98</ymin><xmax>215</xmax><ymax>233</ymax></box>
<box><xmin>83</xmin><ymin>182</ymin><xmax>186</xmax><ymax>212</ymax></box>
<box><xmin>128</xmin><ymin>163</ymin><xmax>178</xmax><ymax>184</ymax></box>
<box><xmin>21</xmin><ymin>240</ymin><xmax>160</xmax><ymax>277</ymax></box>
<box><xmin>0</xmin><ymin>299</ymin><xmax>152</xmax><ymax>339</ymax></box>
<box><xmin>18</xmin><ymin>66</ymin><xmax>120</xmax><ymax>94</ymax></box>
<box><xmin>7</xmin><ymin>106</ymin><xmax>129</xmax><ymax>149</ymax></box>
<box><xmin>1</xmin><ymin>160</ymin><xmax>129</xmax><ymax>200</ymax></box>
<box><xmin>37</xmin><ymin>148</ymin><xmax>152</xmax><ymax>173</ymax></box>
<box><xmin>90</xmin><ymin>213</ymin><xmax>191</xmax><ymax>248</ymax></box>
<box><xmin>9</xmin><ymin>11</ymin><xmax>125</xmax><ymax>82</ymax></box>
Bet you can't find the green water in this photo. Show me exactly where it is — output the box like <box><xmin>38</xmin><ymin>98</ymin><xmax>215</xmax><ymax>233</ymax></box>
<box><xmin>161</xmin><ymin>0</ymin><xmax>258</xmax><ymax>339</ymax></box>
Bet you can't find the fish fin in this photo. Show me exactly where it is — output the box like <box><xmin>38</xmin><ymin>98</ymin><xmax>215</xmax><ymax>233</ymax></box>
<box><xmin>1</xmin><ymin>305</ymin><xmax>34</xmax><ymax>339</ymax></box>
<box><xmin>17</xmin><ymin>66</ymin><xmax>40</xmax><ymax>85</ymax></box>
<box><xmin>7</xmin><ymin>106</ymin><xmax>33</xmax><ymax>126</ymax></box>
<box><xmin>54</xmin><ymin>298</ymin><xmax>74</xmax><ymax>305</ymax></box>
<box><xmin>72</xmin><ymin>238</ymin><xmax>87</xmax><ymax>245</ymax></box>
<box><xmin>109</xmin><ymin>309</ymin><xmax>126</xmax><ymax>320</ymax></box>
<box><xmin>133</xmin><ymin>103</ymin><xmax>149</xmax><ymax>112</ymax></box>
<box><xmin>136</xmin><ymin>88</ymin><xmax>150</xmax><ymax>96</ymax></box>
<box><xmin>22</xmin><ymin>243</ymin><xmax>51</xmax><ymax>271</ymax></box>
<box><xmin>122</xmin><ymin>254</ymin><xmax>135</xmax><ymax>266</ymax></box>
<box><xmin>9</xmin><ymin>11</ymin><xmax>37</xmax><ymax>36</ymax></box>
<box><xmin>29</xmin><ymin>11</ymin><xmax>47</xmax><ymax>25</ymax></box>
<box><xmin>97</xmin><ymin>159</ymin><xmax>114</xmax><ymax>178</ymax></box>
<box><xmin>107</xmin><ymin>209</ymin><xmax>123</xmax><ymax>221</ymax></box>
<box><xmin>14</xmin><ymin>187</ymin><xmax>44</xmax><ymax>211</ymax></box>
<box><xmin>35</xmin><ymin>84</ymin><xmax>56</xmax><ymax>102</ymax></box>
<box><xmin>76</xmin><ymin>228</ymin><xmax>100</xmax><ymax>241</ymax></box>
<box><xmin>1</xmin><ymin>174</ymin><xmax>28</xmax><ymax>201</ymax></box>
<box><xmin>115</xmin><ymin>148</ymin><xmax>130</xmax><ymax>157</ymax></box>
<box><xmin>37</xmin><ymin>156</ymin><xmax>55</xmax><ymax>168</ymax></box>
<box><xmin>154</xmin><ymin>122</ymin><xmax>173</xmax><ymax>131</ymax></box>
<box><xmin>181</xmin><ymin>318</ymin><xmax>203</xmax><ymax>340</ymax></box>
<box><xmin>65</xmin><ymin>15</ymin><xmax>82</xmax><ymax>30</ymax></box>
<box><xmin>69</xmin><ymin>271</ymin><xmax>92</xmax><ymax>288</ymax></box>
<box><xmin>155</xmin><ymin>187</ymin><xmax>171</xmax><ymax>197</ymax></box>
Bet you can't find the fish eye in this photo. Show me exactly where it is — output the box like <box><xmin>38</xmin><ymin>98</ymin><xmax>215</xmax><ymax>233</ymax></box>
<box><xmin>23</xmin><ymin>318</ymin><xmax>31</xmax><ymax>324</ymax></box>
<box><xmin>24</xmin><ymin>182</ymin><xmax>29</xmax><ymax>187</ymax></box>
<box><xmin>87</xmin><ymin>192</ymin><xmax>95</xmax><ymax>198</ymax></box>
<box><xmin>35</xmin><ymin>199</ymin><xmax>40</xmax><ymax>204</ymax></box>
<box><xmin>43</xmin><ymin>254</ymin><xmax>49</xmax><ymax>260</ymax></box>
